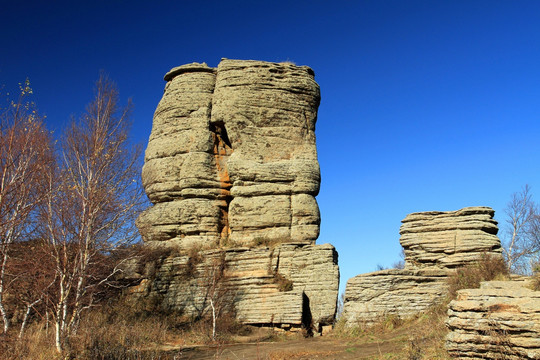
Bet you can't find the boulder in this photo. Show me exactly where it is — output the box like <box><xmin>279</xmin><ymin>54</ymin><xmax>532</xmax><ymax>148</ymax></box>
<box><xmin>342</xmin><ymin>268</ymin><xmax>448</xmax><ymax>326</ymax></box>
<box><xmin>132</xmin><ymin>59</ymin><xmax>338</xmax><ymax>334</ymax></box>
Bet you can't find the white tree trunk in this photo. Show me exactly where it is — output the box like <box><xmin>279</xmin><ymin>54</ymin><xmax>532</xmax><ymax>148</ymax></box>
<box><xmin>0</xmin><ymin>251</ymin><xmax>10</xmax><ymax>333</ymax></box>
<box><xmin>211</xmin><ymin>299</ymin><xmax>216</xmax><ymax>341</ymax></box>
<box><xmin>18</xmin><ymin>299</ymin><xmax>41</xmax><ymax>339</ymax></box>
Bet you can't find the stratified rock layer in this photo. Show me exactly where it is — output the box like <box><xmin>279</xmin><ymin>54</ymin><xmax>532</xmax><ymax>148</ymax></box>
<box><xmin>129</xmin><ymin>243</ymin><xmax>339</xmax><ymax>332</ymax></box>
<box><xmin>342</xmin><ymin>207</ymin><xmax>503</xmax><ymax>326</ymax></box>
<box><xmin>137</xmin><ymin>59</ymin><xmax>321</xmax><ymax>249</ymax></box>
<box><xmin>343</xmin><ymin>268</ymin><xmax>449</xmax><ymax>325</ymax></box>
<box><xmin>400</xmin><ymin>207</ymin><xmax>502</xmax><ymax>269</ymax></box>
<box><xmin>446</xmin><ymin>280</ymin><xmax>540</xmax><ymax>359</ymax></box>
<box><xmin>133</xmin><ymin>60</ymin><xmax>338</xmax><ymax>334</ymax></box>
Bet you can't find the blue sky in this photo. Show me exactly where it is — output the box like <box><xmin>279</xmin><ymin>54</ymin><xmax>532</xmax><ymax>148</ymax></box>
<box><xmin>2</xmin><ymin>1</ymin><xmax>540</xmax><ymax>293</ymax></box>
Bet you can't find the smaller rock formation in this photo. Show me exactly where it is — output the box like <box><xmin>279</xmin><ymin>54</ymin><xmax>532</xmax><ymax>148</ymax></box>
<box><xmin>343</xmin><ymin>268</ymin><xmax>448</xmax><ymax>325</ymax></box>
<box><xmin>446</xmin><ymin>280</ymin><xmax>540</xmax><ymax>359</ymax></box>
<box><xmin>401</xmin><ymin>207</ymin><xmax>501</xmax><ymax>268</ymax></box>
<box><xmin>342</xmin><ymin>207</ymin><xmax>503</xmax><ymax>326</ymax></box>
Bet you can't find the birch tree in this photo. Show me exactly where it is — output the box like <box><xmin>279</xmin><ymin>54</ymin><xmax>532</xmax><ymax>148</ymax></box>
<box><xmin>41</xmin><ymin>73</ymin><xmax>144</xmax><ymax>352</ymax></box>
<box><xmin>0</xmin><ymin>81</ymin><xmax>53</xmax><ymax>334</ymax></box>
<box><xmin>502</xmin><ymin>185</ymin><xmax>540</xmax><ymax>274</ymax></box>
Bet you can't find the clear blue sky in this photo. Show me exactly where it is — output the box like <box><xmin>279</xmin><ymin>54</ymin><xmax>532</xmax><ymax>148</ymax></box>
<box><xmin>2</xmin><ymin>1</ymin><xmax>540</xmax><ymax>293</ymax></box>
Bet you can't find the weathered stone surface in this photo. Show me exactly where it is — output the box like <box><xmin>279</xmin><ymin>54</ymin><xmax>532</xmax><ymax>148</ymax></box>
<box><xmin>446</xmin><ymin>280</ymin><xmax>540</xmax><ymax>359</ymax></box>
<box><xmin>129</xmin><ymin>243</ymin><xmax>339</xmax><ymax>332</ymax></box>
<box><xmin>137</xmin><ymin>59</ymin><xmax>321</xmax><ymax>249</ymax></box>
<box><xmin>400</xmin><ymin>206</ymin><xmax>502</xmax><ymax>269</ymax></box>
<box><xmin>133</xmin><ymin>59</ymin><xmax>338</xmax><ymax>333</ymax></box>
<box><xmin>342</xmin><ymin>268</ymin><xmax>449</xmax><ymax>326</ymax></box>
<box><xmin>342</xmin><ymin>207</ymin><xmax>504</xmax><ymax>326</ymax></box>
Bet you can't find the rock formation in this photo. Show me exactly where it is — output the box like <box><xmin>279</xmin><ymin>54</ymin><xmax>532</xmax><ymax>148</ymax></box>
<box><xmin>401</xmin><ymin>207</ymin><xmax>501</xmax><ymax>269</ymax></box>
<box><xmin>132</xmin><ymin>59</ymin><xmax>338</xmax><ymax>333</ymax></box>
<box><xmin>446</xmin><ymin>280</ymin><xmax>540</xmax><ymax>359</ymax></box>
<box><xmin>137</xmin><ymin>59</ymin><xmax>321</xmax><ymax>249</ymax></box>
<box><xmin>343</xmin><ymin>268</ymin><xmax>448</xmax><ymax>325</ymax></box>
<box><xmin>129</xmin><ymin>243</ymin><xmax>339</xmax><ymax>332</ymax></box>
<box><xmin>342</xmin><ymin>207</ymin><xmax>503</xmax><ymax>326</ymax></box>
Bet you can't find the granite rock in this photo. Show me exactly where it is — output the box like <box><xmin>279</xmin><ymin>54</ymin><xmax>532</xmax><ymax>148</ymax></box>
<box><xmin>342</xmin><ymin>268</ymin><xmax>449</xmax><ymax>326</ymax></box>
<box><xmin>133</xmin><ymin>59</ymin><xmax>338</xmax><ymax>333</ymax></box>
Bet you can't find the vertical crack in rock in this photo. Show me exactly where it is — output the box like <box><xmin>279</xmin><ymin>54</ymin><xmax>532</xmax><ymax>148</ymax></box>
<box><xmin>209</xmin><ymin>121</ymin><xmax>233</xmax><ymax>245</ymax></box>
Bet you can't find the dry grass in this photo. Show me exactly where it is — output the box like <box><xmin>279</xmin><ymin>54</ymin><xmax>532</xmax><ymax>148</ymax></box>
<box><xmin>268</xmin><ymin>350</ymin><xmax>341</xmax><ymax>359</ymax></box>
<box><xmin>333</xmin><ymin>255</ymin><xmax>510</xmax><ymax>359</ymax></box>
<box><xmin>447</xmin><ymin>253</ymin><xmax>509</xmax><ymax>298</ymax></box>
<box><xmin>1</xmin><ymin>293</ymin><xmax>250</xmax><ymax>359</ymax></box>
<box><xmin>273</xmin><ymin>272</ymin><xmax>294</xmax><ymax>292</ymax></box>
<box><xmin>531</xmin><ymin>262</ymin><xmax>540</xmax><ymax>291</ymax></box>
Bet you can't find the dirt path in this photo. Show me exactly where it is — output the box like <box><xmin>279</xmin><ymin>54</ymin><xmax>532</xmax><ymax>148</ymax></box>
<box><xmin>171</xmin><ymin>330</ymin><xmax>409</xmax><ymax>360</ymax></box>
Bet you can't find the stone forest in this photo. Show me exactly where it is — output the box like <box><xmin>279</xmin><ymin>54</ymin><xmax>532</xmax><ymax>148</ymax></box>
<box><xmin>127</xmin><ymin>59</ymin><xmax>540</xmax><ymax>359</ymax></box>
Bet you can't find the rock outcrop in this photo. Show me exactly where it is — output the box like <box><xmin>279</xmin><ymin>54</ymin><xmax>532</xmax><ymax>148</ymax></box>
<box><xmin>137</xmin><ymin>59</ymin><xmax>321</xmax><ymax>249</ymax></box>
<box><xmin>129</xmin><ymin>243</ymin><xmax>339</xmax><ymax>332</ymax></box>
<box><xmin>446</xmin><ymin>280</ymin><xmax>540</xmax><ymax>359</ymax></box>
<box><xmin>133</xmin><ymin>59</ymin><xmax>338</xmax><ymax>333</ymax></box>
<box><xmin>343</xmin><ymin>268</ymin><xmax>448</xmax><ymax>325</ymax></box>
<box><xmin>342</xmin><ymin>207</ymin><xmax>503</xmax><ymax>326</ymax></box>
<box><xmin>400</xmin><ymin>207</ymin><xmax>502</xmax><ymax>269</ymax></box>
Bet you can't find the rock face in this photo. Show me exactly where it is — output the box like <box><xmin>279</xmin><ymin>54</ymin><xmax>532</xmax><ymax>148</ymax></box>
<box><xmin>342</xmin><ymin>207</ymin><xmax>503</xmax><ymax>326</ymax></box>
<box><xmin>343</xmin><ymin>268</ymin><xmax>448</xmax><ymax>325</ymax></box>
<box><xmin>129</xmin><ymin>243</ymin><xmax>339</xmax><ymax>332</ymax></box>
<box><xmin>133</xmin><ymin>59</ymin><xmax>338</xmax><ymax>333</ymax></box>
<box><xmin>400</xmin><ymin>207</ymin><xmax>502</xmax><ymax>269</ymax></box>
<box><xmin>137</xmin><ymin>59</ymin><xmax>321</xmax><ymax>249</ymax></box>
<box><xmin>446</xmin><ymin>280</ymin><xmax>540</xmax><ymax>359</ymax></box>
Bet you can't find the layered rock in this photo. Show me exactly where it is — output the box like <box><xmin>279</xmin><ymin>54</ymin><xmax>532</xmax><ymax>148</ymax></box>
<box><xmin>129</xmin><ymin>243</ymin><xmax>339</xmax><ymax>332</ymax></box>
<box><xmin>400</xmin><ymin>207</ymin><xmax>502</xmax><ymax>269</ymax></box>
<box><xmin>342</xmin><ymin>207</ymin><xmax>503</xmax><ymax>326</ymax></box>
<box><xmin>133</xmin><ymin>59</ymin><xmax>338</xmax><ymax>333</ymax></box>
<box><xmin>137</xmin><ymin>59</ymin><xmax>321</xmax><ymax>249</ymax></box>
<box><xmin>446</xmin><ymin>280</ymin><xmax>540</xmax><ymax>359</ymax></box>
<box><xmin>343</xmin><ymin>268</ymin><xmax>448</xmax><ymax>325</ymax></box>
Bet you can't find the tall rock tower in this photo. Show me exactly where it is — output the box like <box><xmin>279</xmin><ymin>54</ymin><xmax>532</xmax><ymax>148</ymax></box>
<box><xmin>137</xmin><ymin>59</ymin><xmax>321</xmax><ymax>248</ymax></box>
<box><xmin>131</xmin><ymin>59</ymin><xmax>338</xmax><ymax>334</ymax></box>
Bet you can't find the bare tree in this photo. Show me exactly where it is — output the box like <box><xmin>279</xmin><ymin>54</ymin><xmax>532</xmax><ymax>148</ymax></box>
<box><xmin>0</xmin><ymin>80</ymin><xmax>54</xmax><ymax>334</ymax></box>
<box><xmin>40</xmin><ymin>73</ymin><xmax>144</xmax><ymax>352</ymax></box>
<box><xmin>502</xmin><ymin>185</ymin><xmax>540</xmax><ymax>274</ymax></box>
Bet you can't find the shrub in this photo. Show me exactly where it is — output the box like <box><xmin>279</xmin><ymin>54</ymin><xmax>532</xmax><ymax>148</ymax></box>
<box><xmin>531</xmin><ymin>262</ymin><xmax>540</xmax><ymax>291</ymax></box>
<box><xmin>273</xmin><ymin>272</ymin><xmax>293</xmax><ymax>292</ymax></box>
<box><xmin>447</xmin><ymin>253</ymin><xmax>509</xmax><ymax>299</ymax></box>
